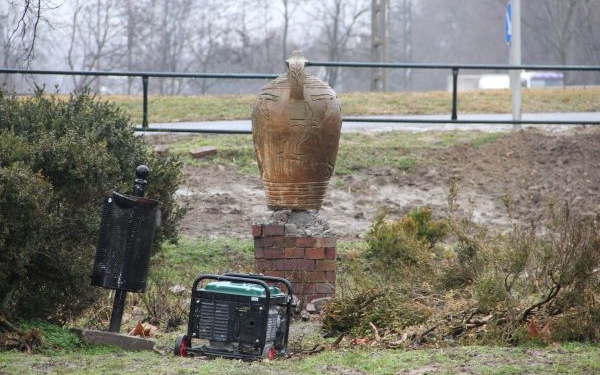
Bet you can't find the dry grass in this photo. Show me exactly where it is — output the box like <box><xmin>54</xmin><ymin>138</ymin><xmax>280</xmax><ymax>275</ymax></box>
<box><xmin>99</xmin><ymin>87</ymin><xmax>600</xmax><ymax>124</ymax></box>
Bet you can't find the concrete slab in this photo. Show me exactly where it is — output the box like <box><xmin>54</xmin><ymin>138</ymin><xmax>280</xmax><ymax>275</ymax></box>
<box><xmin>72</xmin><ymin>329</ymin><xmax>156</xmax><ymax>351</ymax></box>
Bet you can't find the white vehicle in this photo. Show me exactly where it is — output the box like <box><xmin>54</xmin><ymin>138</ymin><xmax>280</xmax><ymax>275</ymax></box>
<box><xmin>520</xmin><ymin>71</ymin><xmax>564</xmax><ymax>88</ymax></box>
<box><xmin>448</xmin><ymin>71</ymin><xmax>564</xmax><ymax>91</ymax></box>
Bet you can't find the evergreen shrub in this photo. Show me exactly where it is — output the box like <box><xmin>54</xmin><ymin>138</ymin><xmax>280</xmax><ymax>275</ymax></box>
<box><xmin>0</xmin><ymin>89</ymin><xmax>184</xmax><ymax>323</ymax></box>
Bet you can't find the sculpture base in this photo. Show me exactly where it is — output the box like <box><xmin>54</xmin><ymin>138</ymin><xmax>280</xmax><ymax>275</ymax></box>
<box><xmin>252</xmin><ymin>210</ymin><xmax>336</xmax><ymax>306</ymax></box>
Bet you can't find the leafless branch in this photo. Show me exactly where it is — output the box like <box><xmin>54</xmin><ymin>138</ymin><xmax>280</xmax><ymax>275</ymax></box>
<box><xmin>520</xmin><ymin>283</ymin><xmax>561</xmax><ymax>322</ymax></box>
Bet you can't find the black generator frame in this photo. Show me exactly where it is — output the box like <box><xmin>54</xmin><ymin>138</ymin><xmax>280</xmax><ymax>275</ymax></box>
<box><xmin>175</xmin><ymin>273</ymin><xmax>293</xmax><ymax>360</ymax></box>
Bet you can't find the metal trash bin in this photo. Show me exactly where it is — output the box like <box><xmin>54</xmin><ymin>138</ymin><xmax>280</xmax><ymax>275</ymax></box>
<box><xmin>91</xmin><ymin>191</ymin><xmax>160</xmax><ymax>293</ymax></box>
<box><xmin>174</xmin><ymin>273</ymin><xmax>293</xmax><ymax>360</ymax></box>
<box><xmin>90</xmin><ymin>165</ymin><xmax>160</xmax><ymax>332</ymax></box>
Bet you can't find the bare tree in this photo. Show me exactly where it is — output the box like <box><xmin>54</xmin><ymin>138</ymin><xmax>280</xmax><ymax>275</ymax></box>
<box><xmin>228</xmin><ymin>0</ymin><xmax>265</xmax><ymax>69</ymax></box>
<box><xmin>396</xmin><ymin>0</ymin><xmax>506</xmax><ymax>90</ymax></box>
<box><xmin>522</xmin><ymin>0</ymin><xmax>580</xmax><ymax>66</ymax></box>
<box><xmin>124</xmin><ymin>1</ymin><xmax>142</xmax><ymax>94</ymax></box>
<box><xmin>390</xmin><ymin>0</ymin><xmax>412</xmax><ymax>90</ymax></box>
<box><xmin>308</xmin><ymin>0</ymin><xmax>370</xmax><ymax>88</ymax></box>
<box><xmin>577</xmin><ymin>0</ymin><xmax>600</xmax><ymax>65</ymax></box>
<box><xmin>65</xmin><ymin>0</ymin><xmax>126</xmax><ymax>92</ymax></box>
<box><xmin>1</xmin><ymin>1</ymin><xmax>56</xmax><ymax>90</ymax></box>
<box><xmin>280</xmin><ymin>0</ymin><xmax>302</xmax><ymax>63</ymax></box>
<box><xmin>187</xmin><ymin>0</ymin><xmax>231</xmax><ymax>93</ymax></box>
<box><xmin>132</xmin><ymin>0</ymin><xmax>194</xmax><ymax>94</ymax></box>
<box><xmin>2</xmin><ymin>0</ymin><xmax>45</xmax><ymax>66</ymax></box>
<box><xmin>521</xmin><ymin>0</ymin><xmax>588</xmax><ymax>85</ymax></box>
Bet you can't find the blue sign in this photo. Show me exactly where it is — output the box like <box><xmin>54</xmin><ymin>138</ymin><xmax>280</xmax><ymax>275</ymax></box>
<box><xmin>505</xmin><ymin>2</ymin><xmax>512</xmax><ymax>45</ymax></box>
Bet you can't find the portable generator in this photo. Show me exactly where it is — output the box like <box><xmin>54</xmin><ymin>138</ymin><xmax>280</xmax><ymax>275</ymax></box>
<box><xmin>174</xmin><ymin>273</ymin><xmax>293</xmax><ymax>360</ymax></box>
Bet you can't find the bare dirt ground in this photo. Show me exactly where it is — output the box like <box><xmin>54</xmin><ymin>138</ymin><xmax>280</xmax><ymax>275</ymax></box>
<box><xmin>168</xmin><ymin>126</ymin><xmax>600</xmax><ymax>241</ymax></box>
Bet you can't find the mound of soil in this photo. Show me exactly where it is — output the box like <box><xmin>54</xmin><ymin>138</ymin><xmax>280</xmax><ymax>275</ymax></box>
<box><xmin>172</xmin><ymin>127</ymin><xmax>600</xmax><ymax>241</ymax></box>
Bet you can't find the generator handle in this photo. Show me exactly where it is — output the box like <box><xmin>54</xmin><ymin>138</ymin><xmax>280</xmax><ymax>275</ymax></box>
<box><xmin>223</xmin><ymin>272</ymin><xmax>293</xmax><ymax>299</ymax></box>
<box><xmin>191</xmin><ymin>274</ymin><xmax>272</xmax><ymax>301</ymax></box>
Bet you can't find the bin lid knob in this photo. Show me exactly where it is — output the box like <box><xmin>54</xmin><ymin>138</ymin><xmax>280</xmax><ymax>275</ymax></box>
<box><xmin>134</xmin><ymin>165</ymin><xmax>150</xmax><ymax>197</ymax></box>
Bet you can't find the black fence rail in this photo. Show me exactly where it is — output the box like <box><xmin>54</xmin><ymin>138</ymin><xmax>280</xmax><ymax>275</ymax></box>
<box><xmin>2</xmin><ymin>62</ymin><xmax>600</xmax><ymax>132</ymax></box>
<box><xmin>0</xmin><ymin>68</ymin><xmax>278</xmax><ymax>129</ymax></box>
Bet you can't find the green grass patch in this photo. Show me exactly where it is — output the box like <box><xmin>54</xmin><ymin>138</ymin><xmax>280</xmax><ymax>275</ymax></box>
<box><xmin>335</xmin><ymin>130</ymin><xmax>505</xmax><ymax>174</ymax></box>
<box><xmin>157</xmin><ymin>130</ymin><xmax>507</xmax><ymax>176</ymax></box>
<box><xmin>469</xmin><ymin>132</ymin><xmax>505</xmax><ymax>148</ymax></box>
<box><xmin>336</xmin><ymin>240</ymin><xmax>369</xmax><ymax>252</ymax></box>
<box><xmin>157</xmin><ymin>236</ymin><xmax>255</xmax><ymax>278</ymax></box>
<box><xmin>396</xmin><ymin>156</ymin><xmax>416</xmax><ymax>170</ymax></box>
<box><xmin>166</xmin><ymin>133</ymin><xmax>258</xmax><ymax>173</ymax></box>
<box><xmin>334</xmin><ymin>132</ymin><xmax>421</xmax><ymax>174</ymax></box>
<box><xmin>3</xmin><ymin>236</ymin><xmax>600</xmax><ymax>374</ymax></box>
<box><xmin>106</xmin><ymin>94</ymin><xmax>256</xmax><ymax>124</ymax></box>
<box><xmin>2</xmin><ymin>343</ymin><xmax>599</xmax><ymax>374</ymax></box>
<box><xmin>13</xmin><ymin>320</ymin><xmax>118</xmax><ymax>356</ymax></box>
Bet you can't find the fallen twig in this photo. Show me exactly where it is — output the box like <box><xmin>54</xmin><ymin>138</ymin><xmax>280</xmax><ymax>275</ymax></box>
<box><xmin>306</xmin><ymin>344</ymin><xmax>325</xmax><ymax>354</ymax></box>
<box><xmin>369</xmin><ymin>322</ymin><xmax>381</xmax><ymax>342</ymax></box>
<box><xmin>465</xmin><ymin>313</ymin><xmax>493</xmax><ymax>328</ymax></box>
<box><xmin>411</xmin><ymin>324</ymin><xmax>438</xmax><ymax>346</ymax></box>
<box><xmin>331</xmin><ymin>332</ymin><xmax>346</xmax><ymax>348</ymax></box>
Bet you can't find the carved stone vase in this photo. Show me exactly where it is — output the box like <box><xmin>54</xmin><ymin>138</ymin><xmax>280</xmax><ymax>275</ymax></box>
<box><xmin>251</xmin><ymin>51</ymin><xmax>342</xmax><ymax>211</ymax></box>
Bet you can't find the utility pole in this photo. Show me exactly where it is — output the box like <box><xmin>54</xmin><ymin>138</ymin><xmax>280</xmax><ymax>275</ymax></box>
<box><xmin>508</xmin><ymin>0</ymin><xmax>522</xmax><ymax>130</ymax></box>
<box><xmin>371</xmin><ymin>0</ymin><xmax>388</xmax><ymax>92</ymax></box>
<box><xmin>402</xmin><ymin>0</ymin><xmax>412</xmax><ymax>91</ymax></box>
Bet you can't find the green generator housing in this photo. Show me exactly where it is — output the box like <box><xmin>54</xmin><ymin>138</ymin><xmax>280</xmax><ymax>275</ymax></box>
<box><xmin>174</xmin><ymin>273</ymin><xmax>293</xmax><ymax>360</ymax></box>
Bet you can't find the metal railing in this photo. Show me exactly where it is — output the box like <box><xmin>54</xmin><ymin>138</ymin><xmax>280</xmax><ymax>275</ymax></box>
<box><xmin>2</xmin><ymin>62</ymin><xmax>600</xmax><ymax>133</ymax></box>
<box><xmin>0</xmin><ymin>68</ymin><xmax>277</xmax><ymax>130</ymax></box>
<box><xmin>309</xmin><ymin>61</ymin><xmax>600</xmax><ymax>123</ymax></box>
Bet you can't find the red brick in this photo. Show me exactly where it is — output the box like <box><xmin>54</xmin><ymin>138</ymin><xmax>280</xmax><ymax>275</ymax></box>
<box><xmin>263</xmin><ymin>248</ymin><xmax>283</xmax><ymax>259</ymax></box>
<box><xmin>315</xmin><ymin>259</ymin><xmax>337</xmax><ymax>271</ymax></box>
<box><xmin>255</xmin><ymin>259</ymin><xmax>273</xmax><ymax>271</ymax></box>
<box><xmin>305</xmin><ymin>247</ymin><xmax>325</xmax><ymax>259</ymax></box>
<box><xmin>254</xmin><ymin>237</ymin><xmax>274</xmax><ymax>247</ymax></box>
<box><xmin>305</xmin><ymin>271</ymin><xmax>327</xmax><ymax>282</ymax></box>
<box><xmin>273</xmin><ymin>237</ymin><xmax>296</xmax><ymax>248</ymax></box>
<box><xmin>283</xmin><ymin>247</ymin><xmax>305</xmax><ymax>259</ymax></box>
<box><xmin>254</xmin><ymin>247</ymin><xmax>265</xmax><ymax>259</ymax></box>
<box><xmin>291</xmin><ymin>282</ymin><xmax>307</xmax><ymax>295</ymax></box>
<box><xmin>295</xmin><ymin>237</ymin><xmax>316</xmax><ymax>248</ymax></box>
<box><xmin>274</xmin><ymin>259</ymin><xmax>295</xmax><ymax>271</ymax></box>
<box><xmin>153</xmin><ymin>145</ymin><xmax>170</xmax><ymax>156</ymax></box>
<box><xmin>294</xmin><ymin>259</ymin><xmax>315</xmax><ymax>271</ymax></box>
<box><xmin>325</xmin><ymin>271</ymin><xmax>337</xmax><ymax>284</ymax></box>
<box><xmin>314</xmin><ymin>237</ymin><xmax>337</xmax><ymax>247</ymax></box>
<box><xmin>251</xmin><ymin>224</ymin><xmax>263</xmax><ymax>237</ymax></box>
<box><xmin>313</xmin><ymin>282</ymin><xmax>335</xmax><ymax>294</ymax></box>
<box><xmin>283</xmin><ymin>271</ymin><xmax>299</xmax><ymax>281</ymax></box>
<box><xmin>325</xmin><ymin>247</ymin><xmax>337</xmax><ymax>260</ymax></box>
<box><xmin>295</xmin><ymin>270</ymin><xmax>310</xmax><ymax>282</ymax></box>
<box><xmin>190</xmin><ymin>146</ymin><xmax>217</xmax><ymax>158</ymax></box>
<box><xmin>263</xmin><ymin>224</ymin><xmax>285</xmax><ymax>236</ymax></box>
<box><xmin>264</xmin><ymin>270</ymin><xmax>286</xmax><ymax>278</ymax></box>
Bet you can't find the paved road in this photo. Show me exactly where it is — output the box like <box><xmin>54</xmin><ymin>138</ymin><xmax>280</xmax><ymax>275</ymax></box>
<box><xmin>137</xmin><ymin>112</ymin><xmax>600</xmax><ymax>134</ymax></box>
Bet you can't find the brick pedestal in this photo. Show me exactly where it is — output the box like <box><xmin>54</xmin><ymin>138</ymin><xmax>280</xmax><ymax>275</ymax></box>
<box><xmin>252</xmin><ymin>221</ymin><xmax>336</xmax><ymax>305</ymax></box>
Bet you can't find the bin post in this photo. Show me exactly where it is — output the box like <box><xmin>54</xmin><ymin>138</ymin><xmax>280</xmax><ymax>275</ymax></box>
<box><xmin>108</xmin><ymin>290</ymin><xmax>127</xmax><ymax>332</ymax></box>
<box><xmin>108</xmin><ymin>165</ymin><xmax>150</xmax><ymax>333</ymax></box>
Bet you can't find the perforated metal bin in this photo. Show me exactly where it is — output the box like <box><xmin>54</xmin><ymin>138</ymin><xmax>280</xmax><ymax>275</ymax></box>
<box><xmin>91</xmin><ymin>191</ymin><xmax>160</xmax><ymax>293</ymax></box>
